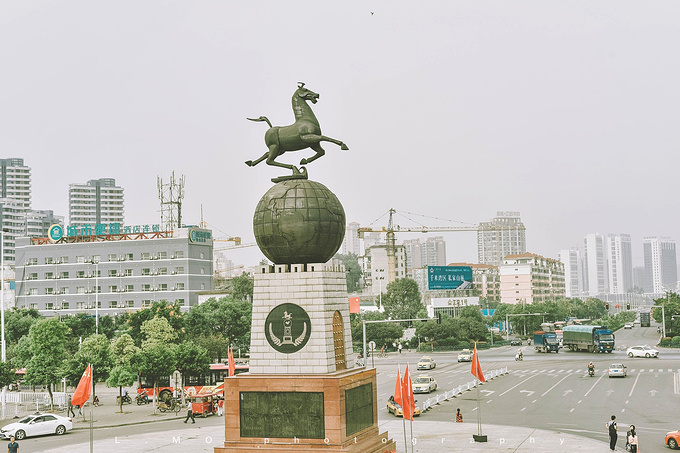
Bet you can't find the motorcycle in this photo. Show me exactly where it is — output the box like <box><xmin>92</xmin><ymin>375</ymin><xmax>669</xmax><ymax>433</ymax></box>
<box><xmin>588</xmin><ymin>367</ymin><xmax>595</xmax><ymax>377</ymax></box>
<box><xmin>136</xmin><ymin>393</ymin><xmax>151</xmax><ymax>405</ymax></box>
<box><xmin>157</xmin><ymin>397</ymin><xmax>181</xmax><ymax>414</ymax></box>
<box><xmin>515</xmin><ymin>353</ymin><xmax>523</xmax><ymax>361</ymax></box>
<box><xmin>116</xmin><ymin>393</ymin><xmax>132</xmax><ymax>405</ymax></box>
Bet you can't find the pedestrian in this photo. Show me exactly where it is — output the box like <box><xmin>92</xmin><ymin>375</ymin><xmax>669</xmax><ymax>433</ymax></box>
<box><xmin>217</xmin><ymin>398</ymin><xmax>224</xmax><ymax>416</ymax></box>
<box><xmin>184</xmin><ymin>406</ymin><xmax>195</xmax><ymax>424</ymax></box>
<box><xmin>93</xmin><ymin>396</ymin><xmax>99</xmax><ymax>407</ymax></box>
<box><xmin>398</xmin><ymin>343</ymin><xmax>402</xmax><ymax>354</ymax></box>
<box><xmin>455</xmin><ymin>408</ymin><xmax>463</xmax><ymax>423</ymax></box>
<box><xmin>627</xmin><ymin>425</ymin><xmax>638</xmax><ymax>453</ymax></box>
<box><xmin>7</xmin><ymin>435</ymin><xmax>18</xmax><ymax>453</ymax></box>
<box><xmin>606</xmin><ymin>415</ymin><xmax>617</xmax><ymax>451</ymax></box>
<box><xmin>75</xmin><ymin>404</ymin><xmax>82</xmax><ymax>418</ymax></box>
<box><xmin>67</xmin><ymin>395</ymin><xmax>75</xmax><ymax>417</ymax></box>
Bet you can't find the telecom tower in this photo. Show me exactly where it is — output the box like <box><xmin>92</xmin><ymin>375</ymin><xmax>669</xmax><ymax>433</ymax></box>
<box><xmin>157</xmin><ymin>172</ymin><xmax>185</xmax><ymax>231</ymax></box>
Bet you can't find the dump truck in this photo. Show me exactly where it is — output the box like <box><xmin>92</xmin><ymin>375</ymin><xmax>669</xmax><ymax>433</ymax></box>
<box><xmin>533</xmin><ymin>331</ymin><xmax>560</xmax><ymax>353</ymax></box>
<box><xmin>562</xmin><ymin>325</ymin><xmax>615</xmax><ymax>353</ymax></box>
<box><xmin>640</xmin><ymin>311</ymin><xmax>651</xmax><ymax>327</ymax></box>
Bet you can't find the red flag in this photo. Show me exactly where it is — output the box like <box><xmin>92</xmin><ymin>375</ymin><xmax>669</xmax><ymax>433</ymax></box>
<box><xmin>471</xmin><ymin>343</ymin><xmax>486</xmax><ymax>383</ymax></box>
<box><xmin>402</xmin><ymin>365</ymin><xmax>414</xmax><ymax>421</ymax></box>
<box><xmin>71</xmin><ymin>364</ymin><xmax>93</xmax><ymax>407</ymax></box>
<box><xmin>393</xmin><ymin>368</ymin><xmax>402</xmax><ymax>408</ymax></box>
<box><xmin>228</xmin><ymin>347</ymin><xmax>236</xmax><ymax>377</ymax></box>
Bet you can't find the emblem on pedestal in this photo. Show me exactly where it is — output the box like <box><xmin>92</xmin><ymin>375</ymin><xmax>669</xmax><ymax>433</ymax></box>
<box><xmin>265</xmin><ymin>303</ymin><xmax>311</xmax><ymax>353</ymax></box>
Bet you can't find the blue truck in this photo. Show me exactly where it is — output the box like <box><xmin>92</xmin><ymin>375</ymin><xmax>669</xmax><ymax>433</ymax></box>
<box><xmin>533</xmin><ymin>331</ymin><xmax>560</xmax><ymax>353</ymax></box>
<box><xmin>562</xmin><ymin>325</ymin><xmax>615</xmax><ymax>353</ymax></box>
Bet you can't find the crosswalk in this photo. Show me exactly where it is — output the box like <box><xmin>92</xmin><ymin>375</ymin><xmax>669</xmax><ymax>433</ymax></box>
<box><xmin>509</xmin><ymin>368</ymin><xmax>680</xmax><ymax>374</ymax></box>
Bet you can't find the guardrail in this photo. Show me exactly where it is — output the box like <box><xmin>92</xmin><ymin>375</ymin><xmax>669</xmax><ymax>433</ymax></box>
<box><xmin>419</xmin><ymin>367</ymin><xmax>508</xmax><ymax>412</ymax></box>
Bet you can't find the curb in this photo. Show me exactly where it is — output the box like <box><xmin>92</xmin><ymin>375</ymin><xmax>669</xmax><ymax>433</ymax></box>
<box><xmin>71</xmin><ymin>414</ymin><xmax>185</xmax><ymax>431</ymax></box>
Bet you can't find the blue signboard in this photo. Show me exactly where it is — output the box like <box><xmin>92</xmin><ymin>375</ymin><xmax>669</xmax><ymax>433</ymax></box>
<box><xmin>428</xmin><ymin>266</ymin><xmax>473</xmax><ymax>290</ymax></box>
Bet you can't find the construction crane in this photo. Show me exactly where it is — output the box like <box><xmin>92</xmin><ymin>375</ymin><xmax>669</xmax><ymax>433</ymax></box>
<box><xmin>358</xmin><ymin>209</ymin><xmax>478</xmax><ymax>284</ymax></box>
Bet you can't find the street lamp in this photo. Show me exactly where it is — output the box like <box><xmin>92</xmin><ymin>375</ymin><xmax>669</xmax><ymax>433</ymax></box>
<box><xmin>375</xmin><ymin>268</ymin><xmax>384</xmax><ymax>307</ymax></box>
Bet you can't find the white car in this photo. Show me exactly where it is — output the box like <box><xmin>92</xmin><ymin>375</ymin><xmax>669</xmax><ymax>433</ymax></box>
<box><xmin>624</xmin><ymin>323</ymin><xmax>633</xmax><ymax>329</ymax></box>
<box><xmin>0</xmin><ymin>413</ymin><xmax>72</xmax><ymax>440</ymax></box>
<box><xmin>417</xmin><ymin>356</ymin><xmax>436</xmax><ymax>370</ymax></box>
<box><xmin>626</xmin><ymin>345</ymin><xmax>659</xmax><ymax>358</ymax></box>
<box><xmin>608</xmin><ymin>363</ymin><xmax>627</xmax><ymax>378</ymax></box>
<box><xmin>412</xmin><ymin>375</ymin><xmax>437</xmax><ymax>394</ymax></box>
<box><xmin>457</xmin><ymin>349</ymin><xmax>473</xmax><ymax>362</ymax></box>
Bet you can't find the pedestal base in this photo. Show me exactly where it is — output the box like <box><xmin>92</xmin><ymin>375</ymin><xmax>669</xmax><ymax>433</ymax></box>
<box><xmin>214</xmin><ymin>368</ymin><xmax>396</xmax><ymax>453</ymax></box>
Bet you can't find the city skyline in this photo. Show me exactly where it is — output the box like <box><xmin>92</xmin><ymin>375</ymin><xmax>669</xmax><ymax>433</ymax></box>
<box><xmin>2</xmin><ymin>2</ymin><xmax>679</xmax><ymax>269</ymax></box>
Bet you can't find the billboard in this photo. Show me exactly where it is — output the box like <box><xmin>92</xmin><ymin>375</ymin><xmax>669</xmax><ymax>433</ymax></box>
<box><xmin>428</xmin><ymin>266</ymin><xmax>473</xmax><ymax>290</ymax></box>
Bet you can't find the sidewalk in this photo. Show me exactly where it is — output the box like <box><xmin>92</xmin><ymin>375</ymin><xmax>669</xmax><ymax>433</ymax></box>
<box><xmin>43</xmin><ymin>419</ymin><xmax>610</xmax><ymax>452</ymax></box>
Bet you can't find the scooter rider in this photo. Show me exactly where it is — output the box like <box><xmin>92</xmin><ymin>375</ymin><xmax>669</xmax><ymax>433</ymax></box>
<box><xmin>517</xmin><ymin>348</ymin><xmax>523</xmax><ymax>360</ymax></box>
<box><xmin>588</xmin><ymin>361</ymin><xmax>595</xmax><ymax>375</ymax></box>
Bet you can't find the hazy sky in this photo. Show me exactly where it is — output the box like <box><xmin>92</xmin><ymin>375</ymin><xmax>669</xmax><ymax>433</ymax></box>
<box><xmin>2</xmin><ymin>1</ymin><xmax>679</xmax><ymax>268</ymax></box>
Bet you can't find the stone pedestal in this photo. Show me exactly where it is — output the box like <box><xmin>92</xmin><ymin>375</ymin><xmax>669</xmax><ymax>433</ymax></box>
<box><xmin>214</xmin><ymin>368</ymin><xmax>396</xmax><ymax>453</ymax></box>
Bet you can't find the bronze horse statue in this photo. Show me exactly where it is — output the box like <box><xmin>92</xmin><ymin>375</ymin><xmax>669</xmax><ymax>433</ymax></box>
<box><xmin>245</xmin><ymin>83</ymin><xmax>349</xmax><ymax>182</ymax></box>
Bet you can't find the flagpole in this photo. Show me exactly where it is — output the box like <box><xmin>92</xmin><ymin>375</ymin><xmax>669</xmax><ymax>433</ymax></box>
<box><xmin>400</xmin><ymin>365</ymin><xmax>407</xmax><ymax>453</ymax></box>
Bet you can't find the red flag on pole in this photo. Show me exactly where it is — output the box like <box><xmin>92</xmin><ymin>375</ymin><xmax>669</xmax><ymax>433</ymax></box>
<box><xmin>228</xmin><ymin>347</ymin><xmax>236</xmax><ymax>377</ymax></box>
<box><xmin>71</xmin><ymin>364</ymin><xmax>93</xmax><ymax>407</ymax></box>
<box><xmin>402</xmin><ymin>365</ymin><xmax>414</xmax><ymax>421</ymax></box>
<box><xmin>393</xmin><ymin>368</ymin><xmax>402</xmax><ymax>407</ymax></box>
<box><xmin>471</xmin><ymin>343</ymin><xmax>486</xmax><ymax>383</ymax></box>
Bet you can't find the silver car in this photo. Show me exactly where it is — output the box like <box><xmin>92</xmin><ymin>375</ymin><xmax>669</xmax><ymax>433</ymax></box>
<box><xmin>608</xmin><ymin>363</ymin><xmax>627</xmax><ymax>378</ymax></box>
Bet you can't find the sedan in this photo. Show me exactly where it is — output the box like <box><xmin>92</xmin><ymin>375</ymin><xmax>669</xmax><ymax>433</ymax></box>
<box><xmin>608</xmin><ymin>363</ymin><xmax>627</xmax><ymax>378</ymax></box>
<box><xmin>417</xmin><ymin>357</ymin><xmax>436</xmax><ymax>370</ymax></box>
<box><xmin>626</xmin><ymin>345</ymin><xmax>659</xmax><ymax>358</ymax></box>
<box><xmin>665</xmin><ymin>428</ymin><xmax>680</xmax><ymax>449</ymax></box>
<box><xmin>624</xmin><ymin>323</ymin><xmax>633</xmax><ymax>329</ymax></box>
<box><xmin>457</xmin><ymin>349</ymin><xmax>473</xmax><ymax>362</ymax></box>
<box><xmin>0</xmin><ymin>413</ymin><xmax>72</xmax><ymax>440</ymax></box>
<box><xmin>412</xmin><ymin>376</ymin><xmax>437</xmax><ymax>394</ymax></box>
<box><xmin>510</xmin><ymin>339</ymin><xmax>522</xmax><ymax>346</ymax></box>
<box><xmin>386</xmin><ymin>396</ymin><xmax>421</xmax><ymax>417</ymax></box>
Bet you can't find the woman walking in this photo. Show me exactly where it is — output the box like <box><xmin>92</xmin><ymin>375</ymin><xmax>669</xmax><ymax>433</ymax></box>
<box><xmin>627</xmin><ymin>425</ymin><xmax>638</xmax><ymax>453</ymax></box>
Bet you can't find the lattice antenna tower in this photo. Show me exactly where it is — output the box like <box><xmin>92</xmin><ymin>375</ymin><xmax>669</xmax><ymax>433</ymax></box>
<box><xmin>157</xmin><ymin>172</ymin><xmax>185</xmax><ymax>231</ymax></box>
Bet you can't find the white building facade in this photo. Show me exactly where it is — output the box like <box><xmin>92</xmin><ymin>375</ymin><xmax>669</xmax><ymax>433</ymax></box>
<box><xmin>606</xmin><ymin>234</ymin><xmax>633</xmax><ymax>295</ymax></box>
<box><xmin>477</xmin><ymin>211</ymin><xmax>526</xmax><ymax>266</ymax></box>
<box><xmin>69</xmin><ymin>178</ymin><xmax>124</xmax><ymax>227</ymax></box>
<box><xmin>583</xmin><ymin>233</ymin><xmax>608</xmax><ymax>296</ymax></box>
<box><xmin>500</xmin><ymin>253</ymin><xmax>565</xmax><ymax>305</ymax></box>
<box><xmin>643</xmin><ymin>237</ymin><xmax>677</xmax><ymax>294</ymax></box>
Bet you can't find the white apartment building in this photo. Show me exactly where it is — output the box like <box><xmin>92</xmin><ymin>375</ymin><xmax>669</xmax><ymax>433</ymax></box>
<box><xmin>606</xmin><ymin>234</ymin><xmax>633</xmax><ymax>295</ymax></box>
<box><xmin>0</xmin><ymin>158</ymin><xmax>31</xmax><ymax>210</ymax></box>
<box><xmin>69</xmin><ymin>178</ymin><xmax>124</xmax><ymax>226</ymax></box>
<box><xmin>362</xmin><ymin>244</ymin><xmax>406</xmax><ymax>296</ymax></box>
<box><xmin>500</xmin><ymin>253</ymin><xmax>565</xmax><ymax>305</ymax></box>
<box><xmin>477</xmin><ymin>211</ymin><xmax>526</xmax><ymax>266</ymax></box>
<box><xmin>643</xmin><ymin>237</ymin><xmax>677</xmax><ymax>294</ymax></box>
<box><xmin>558</xmin><ymin>248</ymin><xmax>584</xmax><ymax>298</ymax></box>
<box><xmin>583</xmin><ymin>233</ymin><xmax>608</xmax><ymax>296</ymax></box>
<box><xmin>341</xmin><ymin>222</ymin><xmax>361</xmax><ymax>256</ymax></box>
<box><xmin>403</xmin><ymin>236</ymin><xmax>446</xmax><ymax>274</ymax></box>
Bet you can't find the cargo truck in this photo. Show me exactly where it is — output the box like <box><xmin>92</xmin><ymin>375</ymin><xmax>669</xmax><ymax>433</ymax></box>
<box><xmin>562</xmin><ymin>325</ymin><xmax>615</xmax><ymax>353</ymax></box>
<box><xmin>640</xmin><ymin>311</ymin><xmax>651</xmax><ymax>327</ymax></box>
<box><xmin>533</xmin><ymin>331</ymin><xmax>559</xmax><ymax>353</ymax></box>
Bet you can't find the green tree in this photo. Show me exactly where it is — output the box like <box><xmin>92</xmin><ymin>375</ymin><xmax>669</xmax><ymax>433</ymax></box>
<box><xmin>24</xmin><ymin>318</ymin><xmax>69</xmax><ymax>407</ymax></box>
<box><xmin>653</xmin><ymin>292</ymin><xmax>680</xmax><ymax>335</ymax></box>
<box><xmin>110</xmin><ymin>334</ymin><xmax>140</xmax><ymax>366</ymax></box>
<box><xmin>62</xmin><ymin>313</ymin><xmax>96</xmax><ymax>340</ymax></box>
<box><xmin>334</xmin><ymin>253</ymin><xmax>362</xmax><ymax>293</ymax></box>
<box><xmin>350</xmin><ymin>312</ymin><xmax>403</xmax><ymax>351</ymax></box>
<box><xmin>231</xmin><ymin>273</ymin><xmax>254</xmax><ymax>302</ymax></box>
<box><xmin>184</xmin><ymin>297</ymin><xmax>252</xmax><ymax>359</ymax></box>
<box><xmin>134</xmin><ymin>344</ymin><xmax>177</xmax><ymax>413</ymax></box>
<box><xmin>10</xmin><ymin>336</ymin><xmax>33</xmax><ymax>369</ymax></box>
<box><xmin>106</xmin><ymin>365</ymin><xmax>137</xmax><ymax>413</ymax></box>
<box><xmin>127</xmin><ymin>301</ymin><xmax>184</xmax><ymax>346</ymax></box>
<box><xmin>0</xmin><ymin>362</ymin><xmax>16</xmax><ymax>389</ymax></box>
<box><xmin>140</xmin><ymin>317</ymin><xmax>178</xmax><ymax>348</ymax></box>
<box><xmin>381</xmin><ymin>279</ymin><xmax>422</xmax><ymax>320</ymax></box>
<box><xmin>5</xmin><ymin>308</ymin><xmax>41</xmax><ymax>346</ymax></box>
<box><xmin>174</xmin><ymin>341</ymin><xmax>210</xmax><ymax>404</ymax></box>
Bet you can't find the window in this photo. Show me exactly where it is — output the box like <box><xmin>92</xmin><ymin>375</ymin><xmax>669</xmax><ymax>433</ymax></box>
<box><xmin>141</xmin><ymin>300</ymin><xmax>152</xmax><ymax>308</ymax></box>
<box><xmin>95</xmin><ymin>286</ymin><xmax>101</xmax><ymax>293</ymax></box>
<box><xmin>108</xmin><ymin>301</ymin><xmax>117</xmax><ymax>308</ymax></box>
<box><xmin>124</xmin><ymin>269</ymin><xmax>133</xmax><ymax>277</ymax></box>
<box><xmin>76</xmin><ymin>256</ymin><xmax>85</xmax><ymax>263</ymax></box>
<box><xmin>176</xmin><ymin>299</ymin><xmax>185</xmax><ymax>306</ymax></box>
<box><xmin>125</xmin><ymin>300</ymin><xmax>134</xmax><ymax>308</ymax></box>
<box><xmin>175</xmin><ymin>283</ymin><xmax>185</xmax><ymax>291</ymax></box>
<box><xmin>28</xmin><ymin>288</ymin><xmax>37</xmax><ymax>295</ymax></box>
<box><xmin>45</xmin><ymin>288</ymin><xmax>54</xmax><ymax>295</ymax></box>
<box><xmin>158</xmin><ymin>268</ymin><xmax>167</xmax><ymax>275</ymax></box>
<box><xmin>174</xmin><ymin>267</ymin><xmax>184</xmax><ymax>275</ymax></box>
<box><xmin>45</xmin><ymin>257</ymin><xmax>54</xmax><ymax>264</ymax></box>
<box><xmin>62</xmin><ymin>302</ymin><xmax>69</xmax><ymax>309</ymax></box>
<box><xmin>126</xmin><ymin>253</ymin><xmax>133</xmax><ymax>261</ymax></box>
<box><xmin>61</xmin><ymin>288</ymin><xmax>70</xmax><ymax>295</ymax></box>
<box><xmin>109</xmin><ymin>286</ymin><xmax>118</xmax><ymax>293</ymax></box>
<box><xmin>200</xmin><ymin>252</ymin><xmax>205</xmax><ymax>259</ymax></box>
<box><xmin>92</xmin><ymin>255</ymin><xmax>100</xmax><ymax>264</ymax></box>
<box><xmin>200</xmin><ymin>268</ymin><xmax>205</xmax><ymax>275</ymax></box>
<box><xmin>158</xmin><ymin>284</ymin><xmax>167</xmax><ymax>291</ymax></box>
<box><xmin>141</xmin><ymin>252</ymin><xmax>151</xmax><ymax>260</ymax></box>
<box><xmin>46</xmin><ymin>302</ymin><xmax>54</xmax><ymax>310</ymax></box>
<box><xmin>108</xmin><ymin>270</ymin><xmax>118</xmax><ymax>277</ymax></box>
<box><xmin>201</xmin><ymin>283</ymin><xmax>205</xmax><ymax>290</ymax></box>
<box><xmin>125</xmin><ymin>284</ymin><xmax>134</xmax><ymax>292</ymax></box>
<box><xmin>158</xmin><ymin>252</ymin><xmax>167</xmax><ymax>260</ymax></box>
<box><xmin>141</xmin><ymin>268</ymin><xmax>151</xmax><ymax>276</ymax></box>
<box><xmin>108</xmin><ymin>254</ymin><xmax>117</xmax><ymax>262</ymax></box>
<box><xmin>44</xmin><ymin>272</ymin><xmax>54</xmax><ymax>279</ymax></box>
<box><xmin>27</xmin><ymin>273</ymin><xmax>37</xmax><ymax>281</ymax></box>
<box><xmin>30</xmin><ymin>304</ymin><xmax>37</xmax><ymax>309</ymax></box>
<box><xmin>77</xmin><ymin>287</ymin><xmax>86</xmax><ymax>294</ymax></box>
<box><xmin>77</xmin><ymin>302</ymin><xmax>87</xmax><ymax>309</ymax></box>
<box><xmin>27</xmin><ymin>258</ymin><xmax>37</xmax><ymax>265</ymax></box>
<box><xmin>142</xmin><ymin>284</ymin><xmax>151</xmax><ymax>292</ymax></box>
<box><xmin>174</xmin><ymin>251</ymin><xmax>184</xmax><ymax>259</ymax></box>
<box><xmin>60</xmin><ymin>272</ymin><xmax>69</xmax><ymax>279</ymax></box>
<box><xmin>60</xmin><ymin>257</ymin><xmax>69</xmax><ymax>264</ymax></box>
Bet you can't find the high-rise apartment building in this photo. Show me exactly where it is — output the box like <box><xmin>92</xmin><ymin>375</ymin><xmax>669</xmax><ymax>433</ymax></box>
<box><xmin>499</xmin><ymin>253</ymin><xmax>565</xmax><ymax>304</ymax></box>
<box><xmin>0</xmin><ymin>158</ymin><xmax>31</xmax><ymax>210</ymax></box>
<box><xmin>69</xmin><ymin>178</ymin><xmax>124</xmax><ymax>226</ymax></box>
<box><xmin>341</xmin><ymin>222</ymin><xmax>361</xmax><ymax>256</ymax></box>
<box><xmin>643</xmin><ymin>237</ymin><xmax>677</xmax><ymax>294</ymax></box>
<box><xmin>559</xmin><ymin>248</ymin><xmax>584</xmax><ymax>298</ymax></box>
<box><xmin>606</xmin><ymin>234</ymin><xmax>633</xmax><ymax>295</ymax></box>
<box><xmin>403</xmin><ymin>236</ymin><xmax>446</xmax><ymax>274</ymax></box>
<box><xmin>583</xmin><ymin>233</ymin><xmax>608</xmax><ymax>296</ymax></box>
<box><xmin>477</xmin><ymin>211</ymin><xmax>526</xmax><ymax>266</ymax></box>
<box><xmin>632</xmin><ymin>266</ymin><xmax>645</xmax><ymax>291</ymax></box>
<box><xmin>363</xmin><ymin>244</ymin><xmax>406</xmax><ymax>296</ymax></box>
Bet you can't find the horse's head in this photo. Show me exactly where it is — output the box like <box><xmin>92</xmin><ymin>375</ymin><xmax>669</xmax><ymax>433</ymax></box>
<box><xmin>295</xmin><ymin>82</ymin><xmax>319</xmax><ymax>104</ymax></box>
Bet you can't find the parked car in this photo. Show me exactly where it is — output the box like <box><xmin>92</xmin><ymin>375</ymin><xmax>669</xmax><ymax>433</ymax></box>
<box><xmin>0</xmin><ymin>413</ymin><xmax>72</xmax><ymax>440</ymax></box>
<box><xmin>457</xmin><ymin>349</ymin><xmax>473</xmax><ymax>362</ymax></box>
<box><xmin>665</xmin><ymin>428</ymin><xmax>680</xmax><ymax>449</ymax></box>
<box><xmin>417</xmin><ymin>356</ymin><xmax>436</xmax><ymax>370</ymax></box>
<box><xmin>626</xmin><ymin>345</ymin><xmax>659</xmax><ymax>358</ymax></box>
<box><xmin>412</xmin><ymin>376</ymin><xmax>437</xmax><ymax>394</ymax></box>
<box><xmin>624</xmin><ymin>323</ymin><xmax>633</xmax><ymax>329</ymax></box>
<box><xmin>386</xmin><ymin>395</ymin><xmax>421</xmax><ymax>417</ymax></box>
<box><xmin>608</xmin><ymin>363</ymin><xmax>627</xmax><ymax>378</ymax></box>
<box><xmin>510</xmin><ymin>339</ymin><xmax>522</xmax><ymax>346</ymax></box>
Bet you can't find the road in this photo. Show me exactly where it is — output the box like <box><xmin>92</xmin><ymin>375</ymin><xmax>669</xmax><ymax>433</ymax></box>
<box><xmin>375</xmin><ymin>323</ymin><xmax>679</xmax><ymax>452</ymax></box>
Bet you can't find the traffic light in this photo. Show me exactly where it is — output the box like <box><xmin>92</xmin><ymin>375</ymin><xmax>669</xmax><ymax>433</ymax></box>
<box><xmin>626</xmin><ymin>302</ymin><xmax>631</xmax><ymax>310</ymax></box>
<box><xmin>605</xmin><ymin>302</ymin><xmax>609</xmax><ymax>310</ymax></box>
<box><xmin>437</xmin><ymin>313</ymin><xmax>442</xmax><ymax>324</ymax></box>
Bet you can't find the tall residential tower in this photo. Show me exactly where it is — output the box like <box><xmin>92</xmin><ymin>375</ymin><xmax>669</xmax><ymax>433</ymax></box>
<box><xmin>477</xmin><ymin>211</ymin><xmax>526</xmax><ymax>266</ymax></box>
<box><xmin>69</xmin><ymin>178</ymin><xmax>124</xmax><ymax>227</ymax></box>
<box><xmin>643</xmin><ymin>237</ymin><xmax>677</xmax><ymax>294</ymax></box>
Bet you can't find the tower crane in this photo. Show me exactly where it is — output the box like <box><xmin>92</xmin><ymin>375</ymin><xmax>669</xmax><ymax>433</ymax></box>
<box><xmin>358</xmin><ymin>209</ymin><xmax>478</xmax><ymax>285</ymax></box>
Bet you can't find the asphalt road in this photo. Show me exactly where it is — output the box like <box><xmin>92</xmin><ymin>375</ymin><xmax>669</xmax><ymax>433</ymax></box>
<box><xmin>375</xmin><ymin>323</ymin><xmax>679</xmax><ymax>453</ymax></box>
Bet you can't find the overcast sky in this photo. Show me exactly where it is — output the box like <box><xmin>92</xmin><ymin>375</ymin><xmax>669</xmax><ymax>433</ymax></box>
<box><xmin>1</xmin><ymin>1</ymin><xmax>679</xmax><ymax>268</ymax></box>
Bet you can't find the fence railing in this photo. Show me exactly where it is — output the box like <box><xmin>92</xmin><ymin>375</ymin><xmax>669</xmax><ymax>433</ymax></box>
<box><xmin>0</xmin><ymin>392</ymin><xmax>68</xmax><ymax>419</ymax></box>
<box><xmin>419</xmin><ymin>367</ymin><xmax>508</xmax><ymax>412</ymax></box>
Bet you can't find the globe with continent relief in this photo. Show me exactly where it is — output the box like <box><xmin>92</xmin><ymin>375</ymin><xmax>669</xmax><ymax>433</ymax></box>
<box><xmin>253</xmin><ymin>180</ymin><xmax>346</xmax><ymax>265</ymax></box>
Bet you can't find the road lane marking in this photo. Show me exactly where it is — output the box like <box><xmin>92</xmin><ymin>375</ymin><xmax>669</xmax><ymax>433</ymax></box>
<box><xmin>499</xmin><ymin>374</ymin><xmax>537</xmax><ymax>397</ymax></box>
<box><xmin>570</xmin><ymin>408</ymin><xmax>575</xmax><ymax>412</ymax></box>
<box><xmin>622</xmin><ymin>408</ymin><xmax>625</xmax><ymax>412</ymax></box>
<box><xmin>628</xmin><ymin>372</ymin><xmax>641</xmax><ymax>397</ymax></box>
<box><xmin>521</xmin><ymin>407</ymin><xmax>526</xmax><ymax>411</ymax></box>
<box><xmin>548</xmin><ymin>370</ymin><xmax>555</xmax><ymax>373</ymax></box>
<box><xmin>541</xmin><ymin>373</ymin><xmax>572</xmax><ymax>397</ymax></box>
<box><xmin>486</xmin><ymin>400</ymin><xmax>493</xmax><ymax>404</ymax></box>
<box><xmin>584</xmin><ymin>372</ymin><xmax>605</xmax><ymax>397</ymax></box>
<box><xmin>577</xmin><ymin>400</ymin><xmax>582</xmax><ymax>404</ymax></box>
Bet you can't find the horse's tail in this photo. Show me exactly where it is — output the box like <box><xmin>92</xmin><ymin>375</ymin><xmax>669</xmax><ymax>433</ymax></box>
<box><xmin>247</xmin><ymin>116</ymin><xmax>273</xmax><ymax>128</ymax></box>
